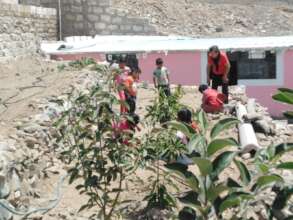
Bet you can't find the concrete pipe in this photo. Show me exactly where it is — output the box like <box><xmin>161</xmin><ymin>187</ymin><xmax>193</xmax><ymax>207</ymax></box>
<box><xmin>236</xmin><ymin>102</ymin><xmax>259</xmax><ymax>151</ymax></box>
<box><xmin>247</xmin><ymin>98</ymin><xmax>256</xmax><ymax>115</ymax></box>
<box><xmin>236</xmin><ymin>102</ymin><xmax>248</xmax><ymax>121</ymax></box>
<box><xmin>238</xmin><ymin>123</ymin><xmax>259</xmax><ymax>152</ymax></box>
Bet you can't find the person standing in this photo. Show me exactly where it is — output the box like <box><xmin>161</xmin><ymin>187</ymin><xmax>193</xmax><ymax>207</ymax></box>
<box><xmin>207</xmin><ymin>46</ymin><xmax>230</xmax><ymax>103</ymax></box>
<box><xmin>112</xmin><ymin>56</ymin><xmax>131</xmax><ymax>113</ymax></box>
<box><xmin>124</xmin><ymin>68</ymin><xmax>141</xmax><ymax>114</ymax></box>
<box><xmin>153</xmin><ymin>58</ymin><xmax>171</xmax><ymax>97</ymax></box>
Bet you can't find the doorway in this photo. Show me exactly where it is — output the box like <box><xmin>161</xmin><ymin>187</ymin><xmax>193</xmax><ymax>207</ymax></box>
<box><xmin>106</xmin><ymin>53</ymin><xmax>139</xmax><ymax>70</ymax></box>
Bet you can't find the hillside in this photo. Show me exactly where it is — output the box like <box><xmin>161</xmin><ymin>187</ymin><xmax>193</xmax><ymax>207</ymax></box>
<box><xmin>112</xmin><ymin>0</ymin><xmax>293</xmax><ymax>37</ymax></box>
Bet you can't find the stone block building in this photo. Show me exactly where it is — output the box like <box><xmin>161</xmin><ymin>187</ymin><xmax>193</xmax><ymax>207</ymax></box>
<box><xmin>19</xmin><ymin>0</ymin><xmax>158</xmax><ymax>39</ymax></box>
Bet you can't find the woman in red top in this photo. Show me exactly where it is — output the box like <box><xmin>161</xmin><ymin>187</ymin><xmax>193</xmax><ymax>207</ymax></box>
<box><xmin>207</xmin><ymin>46</ymin><xmax>231</xmax><ymax>103</ymax></box>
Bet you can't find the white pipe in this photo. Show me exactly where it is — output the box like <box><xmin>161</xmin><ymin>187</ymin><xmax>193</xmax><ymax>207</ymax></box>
<box><xmin>247</xmin><ymin>98</ymin><xmax>256</xmax><ymax>115</ymax></box>
<box><xmin>238</xmin><ymin>123</ymin><xmax>259</xmax><ymax>151</ymax></box>
<box><xmin>235</xmin><ymin>102</ymin><xmax>259</xmax><ymax>150</ymax></box>
<box><xmin>236</xmin><ymin>102</ymin><xmax>248</xmax><ymax>121</ymax></box>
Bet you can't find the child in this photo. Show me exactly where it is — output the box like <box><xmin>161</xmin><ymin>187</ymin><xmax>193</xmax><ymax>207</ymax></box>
<box><xmin>113</xmin><ymin>56</ymin><xmax>131</xmax><ymax>113</ymax></box>
<box><xmin>199</xmin><ymin>84</ymin><xmax>225</xmax><ymax>113</ymax></box>
<box><xmin>113</xmin><ymin>114</ymin><xmax>140</xmax><ymax>146</ymax></box>
<box><xmin>153</xmin><ymin>58</ymin><xmax>171</xmax><ymax>96</ymax></box>
<box><xmin>176</xmin><ymin>108</ymin><xmax>199</xmax><ymax>165</ymax></box>
<box><xmin>124</xmin><ymin>67</ymin><xmax>141</xmax><ymax>114</ymax></box>
<box><xmin>176</xmin><ymin>108</ymin><xmax>199</xmax><ymax>144</ymax></box>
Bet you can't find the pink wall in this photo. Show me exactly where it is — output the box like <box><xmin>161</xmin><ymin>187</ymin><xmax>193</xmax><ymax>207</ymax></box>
<box><xmin>51</xmin><ymin>50</ymin><xmax>292</xmax><ymax>117</ymax></box>
<box><xmin>246</xmin><ymin>49</ymin><xmax>293</xmax><ymax>117</ymax></box>
<box><xmin>51</xmin><ymin>51</ymin><xmax>202</xmax><ymax>86</ymax></box>
<box><xmin>138</xmin><ymin>51</ymin><xmax>201</xmax><ymax>85</ymax></box>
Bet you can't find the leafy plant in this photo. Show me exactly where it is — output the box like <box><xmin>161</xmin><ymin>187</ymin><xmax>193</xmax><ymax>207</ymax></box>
<box><xmin>165</xmin><ymin>111</ymin><xmax>241</xmax><ymax>219</ymax></box>
<box><xmin>69</xmin><ymin>57</ymin><xmax>97</xmax><ymax>69</ymax></box>
<box><xmin>141</xmin><ymin>127</ymin><xmax>186</xmax><ymax>210</ymax></box>
<box><xmin>272</xmin><ymin>88</ymin><xmax>293</xmax><ymax>119</ymax></box>
<box><xmin>166</xmin><ymin>110</ymin><xmax>293</xmax><ymax>219</ymax></box>
<box><xmin>145</xmin><ymin>86</ymin><xmax>184</xmax><ymax>125</ymax></box>
<box><xmin>54</xmin><ymin>67</ymin><xmax>139</xmax><ymax>219</ymax></box>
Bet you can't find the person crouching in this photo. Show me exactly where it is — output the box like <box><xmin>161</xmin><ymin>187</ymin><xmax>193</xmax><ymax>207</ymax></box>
<box><xmin>199</xmin><ymin>84</ymin><xmax>225</xmax><ymax>114</ymax></box>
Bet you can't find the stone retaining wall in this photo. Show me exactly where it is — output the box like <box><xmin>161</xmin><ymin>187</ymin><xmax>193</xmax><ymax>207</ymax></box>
<box><xmin>19</xmin><ymin>0</ymin><xmax>157</xmax><ymax>38</ymax></box>
<box><xmin>0</xmin><ymin>3</ymin><xmax>57</xmax><ymax>57</ymax></box>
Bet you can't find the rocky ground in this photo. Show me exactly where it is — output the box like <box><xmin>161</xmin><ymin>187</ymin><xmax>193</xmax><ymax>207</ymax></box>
<box><xmin>0</xmin><ymin>56</ymin><xmax>292</xmax><ymax>219</ymax></box>
<box><xmin>112</xmin><ymin>0</ymin><xmax>293</xmax><ymax>37</ymax></box>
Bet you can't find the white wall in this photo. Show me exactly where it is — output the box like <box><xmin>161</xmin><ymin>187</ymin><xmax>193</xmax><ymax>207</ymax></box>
<box><xmin>0</xmin><ymin>0</ymin><xmax>18</xmax><ymax>4</ymax></box>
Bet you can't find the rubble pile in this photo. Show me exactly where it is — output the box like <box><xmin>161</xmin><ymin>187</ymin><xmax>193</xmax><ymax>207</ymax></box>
<box><xmin>112</xmin><ymin>0</ymin><xmax>293</xmax><ymax>37</ymax></box>
<box><xmin>0</xmin><ymin>69</ymin><xmax>103</xmax><ymax>219</ymax></box>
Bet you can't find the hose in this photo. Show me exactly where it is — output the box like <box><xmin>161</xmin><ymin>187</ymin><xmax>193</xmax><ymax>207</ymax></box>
<box><xmin>0</xmin><ymin>173</ymin><xmax>68</xmax><ymax>219</ymax></box>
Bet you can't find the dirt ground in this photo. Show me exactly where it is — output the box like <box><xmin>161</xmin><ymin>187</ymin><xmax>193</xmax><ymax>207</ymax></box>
<box><xmin>0</xmin><ymin>56</ymin><xmax>204</xmax><ymax>220</ymax></box>
<box><xmin>0</xmin><ymin>57</ymin><xmax>85</xmax><ymax>137</ymax></box>
<box><xmin>1</xmin><ymin>57</ymin><xmax>291</xmax><ymax>220</ymax></box>
<box><xmin>30</xmin><ymin>86</ymin><xmax>204</xmax><ymax>220</ymax></box>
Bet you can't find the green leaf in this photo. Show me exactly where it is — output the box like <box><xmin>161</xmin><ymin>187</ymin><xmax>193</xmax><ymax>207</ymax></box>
<box><xmin>179</xmin><ymin>191</ymin><xmax>199</xmax><ymax>204</ymax></box>
<box><xmin>272</xmin><ymin>186</ymin><xmax>293</xmax><ymax>210</ymax></box>
<box><xmin>191</xmin><ymin>157</ymin><xmax>213</xmax><ymax>176</ymax></box>
<box><xmin>256</xmin><ymin>175</ymin><xmax>284</xmax><ymax>189</ymax></box>
<box><xmin>210</xmin><ymin>118</ymin><xmax>239</xmax><ymax>139</ymax></box>
<box><xmin>165</xmin><ymin>163</ymin><xmax>188</xmax><ymax>176</ymax></box>
<box><xmin>234</xmin><ymin>159</ymin><xmax>251</xmax><ymax>185</ymax></box>
<box><xmin>197</xmin><ymin>109</ymin><xmax>208</xmax><ymax>131</ymax></box>
<box><xmin>68</xmin><ymin>168</ymin><xmax>79</xmax><ymax>184</ymax></box>
<box><xmin>166</xmin><ymin>121</ymin><xmax>191</xmax><ymax>139</ymax></box>
<box><xmin>166</xmin><ymin>163</ymin><xmax>199</xmax><ymax>191</ymax></box>
<box><xmin>226</xmin><ymin>178</ymin><xmax>241</xmax><ymax>188</ymax></box>
<box><xmin>207</xmin><ymin>138</ymin><xmax>239</xmax><ymax>157</ymax></box>
<box><xmin>272</xmin><ymin>88</ymin><xmax>293</xmax><ymax>105</ymax></box>
<box><xmin>269</xmin><ymin>143</ymin><xmax>293</xmax><ymax>161</ymax></box>
<box><xmin>284</xmin><ymin>111</ymin><xmax>293</xmax><ymax>119</ymax></box>
<box><xmin>219</xmin><ymin>194</ymin><xmax>253</xmax><ymax>213</ymax></box>
<box><xmin>211</xmin><ymin>151</ymin><xmax>236</xmax><ymax>180</ymax></box>
<box><xmin>279</xmin><ymin>88</ymin><xmax>293</xmax><ymax>93</ymax></box>
<box><xmin>186</xmin><ymin>134</ymin><xmax>202</xmax><ymax>154</ymax></box>
<box><xmin>277</xmin><ymin>162</ymin><xmax>293</xmax><ymax>170</ymax></box>
<box><xmin>207</xmin><ymin>184</ymin><xmax>229</xmax><ymax>203</ymax></box>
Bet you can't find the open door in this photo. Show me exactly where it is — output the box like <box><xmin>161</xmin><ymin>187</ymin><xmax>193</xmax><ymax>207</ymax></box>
<box><xmin>106</xmin><ymin>53</ymin><xmax>138</xmax><ymax>70</ymax></box>
<box><xmin>227</xmin><ymin>51</ymin><xmax>238</xmax><ymax>86</ymax></box>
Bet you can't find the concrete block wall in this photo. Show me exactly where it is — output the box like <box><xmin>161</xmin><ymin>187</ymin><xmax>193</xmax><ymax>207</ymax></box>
<box><xmin>0</xmin><ymin>3</ymin><xmax>57</xmax><ymax>57</ymax></box>
<box><xmin>19</xmin><ymin>0</ymin><xmax>157</xmax><ymax>38</ymax></box>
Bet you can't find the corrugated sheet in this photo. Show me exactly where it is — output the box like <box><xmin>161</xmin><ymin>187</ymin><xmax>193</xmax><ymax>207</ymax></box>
<box><xmin>41</xmin><ymin>35</ymin><xmax>293</xmax><ymax>54</ymax></box>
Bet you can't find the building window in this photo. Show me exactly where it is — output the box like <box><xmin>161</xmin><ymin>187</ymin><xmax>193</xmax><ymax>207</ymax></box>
<box><xmin>228</xmin><ymin>51</ymin><xmax>276</xmax><ymax>80</ymax></box>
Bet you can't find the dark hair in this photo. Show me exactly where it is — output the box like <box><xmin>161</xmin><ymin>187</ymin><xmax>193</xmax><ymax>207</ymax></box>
<box><xmin>177</xmin><ymin>108</ymin><xmax>192</xmax><ymax>124</ymax></box>
<box><xmin>118</xmin><ymin>56</ymin><xmax>127</xmax><ymax>64</ymax></box>
<box><xmin>208</xmin><ymin>45</ymin><xmax>221</xmax><ymax>71</ymax></box>
<box><xmin>130</xmin><ymin>67</ymin><xmax>141</xmax><ymax>75</ymax></box>
<box><xmin>208</xmin><ymin>45</ymin><xmax>220</xmax><ymax>54</ymax></box>
<box><xmin>199</xmin><ymin>84</ymin><xmax>209</xmax><ymax>93</ymax></box>
<box><xmin>127</xmin><ymin>113</ymin><xmax>140</xmax><ymax>127</ymax></box>
<box><xmin>179</xmin><ymin>207</ymin><xmax>197</xmax><ymax>220</ymax></box>
<box><xmin>156</xmin><ymin>58</ymin><xmax>163</xmax><ymax>65</ymax></box>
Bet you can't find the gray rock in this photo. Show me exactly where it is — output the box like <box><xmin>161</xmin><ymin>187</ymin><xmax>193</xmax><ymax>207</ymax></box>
<box><xmin>0</xmin><ymin>175</ymin><xmax>10</xmax><ymax>199</ymax></box>
<box><xmin>22</xmin><ymin>123</ymin><xmax>43</xmax><ymax>134</ymax></box>
<box><xmin>0</xmin><ymin>200</ymin><xmax>13</xmax><ymax>220</ymax></box>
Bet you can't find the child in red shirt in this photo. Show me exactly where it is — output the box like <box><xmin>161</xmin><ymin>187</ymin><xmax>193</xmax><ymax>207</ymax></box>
<box><xmin>199</xmin><ymin>84</ymin><xmax>225</xmax><ymax>113</ymax></box>
<box><xmin>112</xmin><ymin>114</ymin><xmax>140</xmax><ymax>146</ymax></box>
